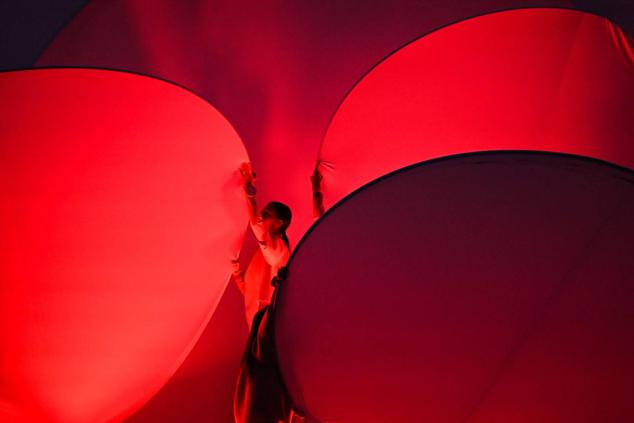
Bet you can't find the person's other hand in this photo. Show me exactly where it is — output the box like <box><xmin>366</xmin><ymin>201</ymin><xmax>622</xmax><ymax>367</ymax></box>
<box><xmin>231</xmin><ymin>259</ymin><xmax>242</xmax><ymax>277</ymax></box>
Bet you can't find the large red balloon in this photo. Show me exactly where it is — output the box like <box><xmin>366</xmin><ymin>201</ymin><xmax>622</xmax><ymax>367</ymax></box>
<box><xmin>0</xmin><ymin>69</ymin><xmax>248</xmax><ymax>422</ymax></box>
<box><xmin>319</xmin><ymin>8</ymin><xmax>634</xmax><ymax>211</ymax></box>
<box><xmin>27</xmin><ymin>3</ymin><xmax>634</xmax><ymax>422</ymax></box>
<box><xmin>275</xmin><ymin>152</ymin><xmax>634</xmax><ymax>422</ymax></box>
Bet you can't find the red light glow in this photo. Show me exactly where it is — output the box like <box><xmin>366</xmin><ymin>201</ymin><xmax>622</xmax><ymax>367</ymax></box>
<box><xmin>0</xmin><ymin>69</ymin><xmax>248</xmax><ymax>422</ymax></box>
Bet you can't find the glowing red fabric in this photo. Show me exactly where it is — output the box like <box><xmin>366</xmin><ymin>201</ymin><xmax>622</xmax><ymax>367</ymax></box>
<box><xmin>275</xmin><ymin>152</ymin><xmax>634</xmax><ymax>422</ymax></box>
<box><xmin>26</xmin><ymin>3</ymin><xmax>634</xmax><ymax>422</ymax></box>
<box><xmin>39</xmin><ymin>3</ymin><xmax>603</xmax><ymax>244</ymax></box>
<box><xmin>319</xmin><ymin>9</ymin><xmax>634</xmax><ymax>210</ymax></box>
<box><xmin>0</xmin><ymin>69</ymin><xmax>248</xmax><ymax>422</ymax></box>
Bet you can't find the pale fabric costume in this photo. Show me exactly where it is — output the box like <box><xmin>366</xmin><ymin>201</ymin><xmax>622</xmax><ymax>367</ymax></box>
<box><xmin>238</xmin><ymin>222</ymin><xmax>290</xmax><ymax>328</ymax></box>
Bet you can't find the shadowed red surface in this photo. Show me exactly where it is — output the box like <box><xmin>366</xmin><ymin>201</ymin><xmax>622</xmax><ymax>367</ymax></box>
<box><xmin>0</xmin><ymin>69</ymin><xmax>248</xmax><ymax>422</ymax></box>
<box><xmin>276</xmin><ymin>152</ymin><xmax>634</xmax><ymax>422</ymax></box>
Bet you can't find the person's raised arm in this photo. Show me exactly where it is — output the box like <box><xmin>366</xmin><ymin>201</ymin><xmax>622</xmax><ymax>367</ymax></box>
<box><xmin>239</xmin><ymin>162</ymin><xmax>270</xmax><ymax>246</ymax></box>
<box><xmin>239</xmin><ymin>162</ymin><xmax>258</xmax><ymax>225</ymax></box>
<box><xmin>311</xmin><ymin>162</ymin><xmax>325</xmax><ymax>218</ymax></box>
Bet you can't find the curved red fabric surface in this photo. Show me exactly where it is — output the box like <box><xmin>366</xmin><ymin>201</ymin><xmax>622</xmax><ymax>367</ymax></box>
<box><xmin>275</xmin><ymin>152</ymin><xmax>634</xmax><ymax>422</ymax></box>
<box><xmin>0</xmin><ymin>69</ymin><xmax>248</xmax><ymax>422</ymax></box>
<box><xmin>32</xmin><ymin>3</ymin><xmax>632</xmax><ymax>422</ymax></box>
<box><xmin>319</xmin><ymin>8</ymin><xmax>634</xmax><ymax>211</ymax></box>
<box><xmin>38</xmin><ymin>2</ymin><xmax>594</xmax><ymax>244</ymax></box>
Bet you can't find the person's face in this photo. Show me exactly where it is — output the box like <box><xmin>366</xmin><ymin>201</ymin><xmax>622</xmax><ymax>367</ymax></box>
<box><xmin>259</xmin><ymin>206</ymin><xmax>282</xmax><ymax>233</ymax></box>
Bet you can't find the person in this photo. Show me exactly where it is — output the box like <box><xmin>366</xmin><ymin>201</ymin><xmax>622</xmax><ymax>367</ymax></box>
<box><xmin>231</xmin><ymin>163</ymin><xmax>298</xmax><ymax>422</ymax></box>
<box><xmin>232</xmin><ymin>162</ymin><xmax>292</xmax><ymax>329</ymax></box>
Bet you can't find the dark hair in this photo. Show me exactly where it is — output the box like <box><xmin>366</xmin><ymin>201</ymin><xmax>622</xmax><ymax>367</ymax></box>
<box><xmin>267</xmin><ymin>201</ymin><xmax>292</xmax><ymax>249</ymax></box>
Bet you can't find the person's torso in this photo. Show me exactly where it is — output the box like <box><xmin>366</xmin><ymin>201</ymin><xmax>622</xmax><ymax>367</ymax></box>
<box><xmin>243</xmin><ymin>238</ymin><xmax>289</xmax><ymax>326</ymax></box>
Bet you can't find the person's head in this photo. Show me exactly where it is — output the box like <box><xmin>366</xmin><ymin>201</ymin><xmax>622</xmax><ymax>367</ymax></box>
<box><xmin>260</xmin><ymin>201</ymin><xmax>292</xmax><ymax>245</ymax></box>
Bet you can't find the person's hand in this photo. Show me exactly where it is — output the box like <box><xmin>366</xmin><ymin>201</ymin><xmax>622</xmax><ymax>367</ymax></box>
<box><xmin>239</xmin><ymin>162</ymin><xmax>255</xmax><ymax>184</ymax></box>
<box><xmin>311</xmin><ymin>161</ymin><xmax>325</xmax><ymax>217</ymax></box>
<box><xmin>271</xmin><ymin>266</ymin><xmax>288</xmax><ymax>287</ymax></box>
<box><xmin>310</xmin><ymin>162</ymin><xmax>323</xmax><ymax>192</ymax></box>
<box><xmin>231</xmin><ymin>258</ymin><xmax>245</xmax><ymax>294</ymax></box>
<box><xmin>231</xmin><ymin>259</ymin><xmax>243</xmax><ymax>278</ymax></box>
<box><xmin>239</xmin><ymin>162</ymin><xmax>257</xmax><ymax>196</ymax></box>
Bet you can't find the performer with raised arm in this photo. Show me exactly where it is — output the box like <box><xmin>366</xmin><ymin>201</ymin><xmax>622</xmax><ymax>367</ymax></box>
<box><xmin>232</xmin><ymin>162</ymin><xmax>292</xmax><ymax>329</ymax></box>
<box><xmin>232</xmin><ymin>163</ymin><xmax>300</xmax><ymax>422</ymax></box>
